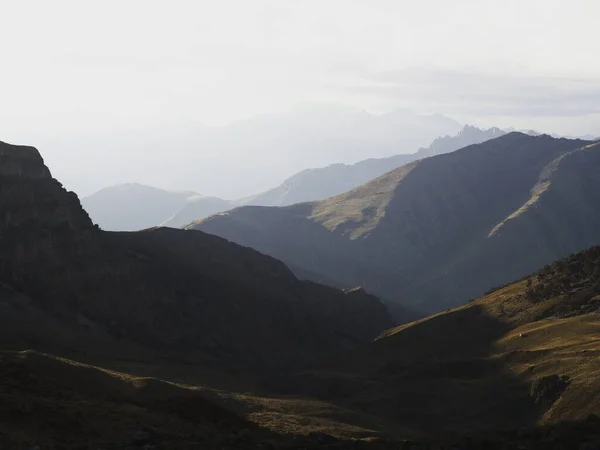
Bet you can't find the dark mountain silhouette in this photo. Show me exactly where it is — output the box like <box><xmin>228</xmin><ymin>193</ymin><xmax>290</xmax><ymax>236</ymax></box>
<box><xmin>2</xmin><ymin>139</ymin><xmax>600</xmax><ymax>447</ymax></box>
<box><xmin>0</xmin><ymin>141</ymin><xmax>392</xmax><ymax>376</ymax></box>
<box><xmin>191</xmin><ymin>133</ymin><xmax>600</xmax><ymax>315</ymax></box>
<box><xmin>85</xmin><ymin>125</ymin><xmax>505</xmax><ymax>230</ymax></box>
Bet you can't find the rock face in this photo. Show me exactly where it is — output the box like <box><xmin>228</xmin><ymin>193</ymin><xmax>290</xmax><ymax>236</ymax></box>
<box><xmin>0</xmin><ymin>141</ymin><xmax>393</xmax><ymax>374</ymax></box>
<box><xmin>0</xmin><ymin>142</ymin><xmax>95</xmax><ymax>312</ymax></box>
<box><xmin>191</xmin><ymin>134</ymin><xmax>600</xmax><ymax>314</ymax></box>
<box><xmin>531</xmin><ymin>375</ymin><xmax>570</xmax><ymax>409</ymax></box>
<box><xmin>0</xmin><ymin>143</ymin><xmax>92</xmax><ymax>229</ymax></box>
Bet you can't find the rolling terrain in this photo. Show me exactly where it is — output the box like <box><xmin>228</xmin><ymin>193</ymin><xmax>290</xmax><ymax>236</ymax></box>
<box><xmin>329</xmin><ymin>246</ymin><xmax>600</xmax><ymax>434</ymax></box>
<box><xmin>2</xmin><ymin>139</ymin><xmax>600</xmax><ymax>448</ymax></box>
<box><xmin>2</xmin><ymin>243</ymin><xmax>600</xmax><ymax>448</ymax></box>
<box><xmin>192</xmin><ymin>133</ymin><xmax>600</xmax><ymax>314</ymax></box>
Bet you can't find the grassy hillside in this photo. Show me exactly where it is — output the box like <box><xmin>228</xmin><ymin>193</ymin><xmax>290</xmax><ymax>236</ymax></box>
<box><xmin>329</xmin><ymin>246</ymin><xmax>600</xmax><ymax>433</ymax></box>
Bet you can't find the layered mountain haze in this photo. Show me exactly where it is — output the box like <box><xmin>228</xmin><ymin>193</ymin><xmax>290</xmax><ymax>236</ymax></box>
<box><xmin>85</xmin><ymin>125</ymin><xmax>506</xmax><ymax>230</ymax></box>
<box><xmin>239</xmin><ymin>125</ymin><xmax>507</xmax><ymax>207</ymax></box>
<box><xmin>60</xmin><ymin>108</ymin><xmax>461</xmax><ymax>203</ymax></box>
<box><xmin>160</xmin><ymin>195</ymin><xmax>234</xmax><ymax>229</ymax></box>
<box><xmin>2</xmin><ymin>140</ymin><xmax>600</xmax><ymax>447</ymax></box>
<box><xmin>192</xmin><ymin>133</ymin><xmax>600</xmax><ymax>315</ymax></box>
<box><xmin>82</xmin><ymin>183</ymin><xmax>204</xmax><ymax>231</ymax></box>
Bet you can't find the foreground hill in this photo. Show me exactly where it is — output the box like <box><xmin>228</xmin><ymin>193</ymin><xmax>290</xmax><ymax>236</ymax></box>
<box><xmin>192</xmin><ymin>133</ymin><xmax>600</xmax><ymax>314</ymax></box>
<box><xmin>320</xmin><ymin>245</ymin><xmax>600</xmax><ymax>435</ymax></box>
<box><xmin>0</xmin><ymin>141</ymin><xmax>392</xmax><ymax>380</ymax></box>
<box><xmin>2</xmin><ymin>225</ymin><xmax>600</xmax><ymax>447</ymax></box>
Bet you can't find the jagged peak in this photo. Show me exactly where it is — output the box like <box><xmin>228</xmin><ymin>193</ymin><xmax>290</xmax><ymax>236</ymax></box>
<box><xmin>457</xmin><ymin>124</ymin><xmax>482</xmax><ymax>135</ymax></box>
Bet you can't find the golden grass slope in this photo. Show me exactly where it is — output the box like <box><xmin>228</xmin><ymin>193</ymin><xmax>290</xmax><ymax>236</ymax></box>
<box><xmin>336</xmin><ymin>265</ymin><xmax>600</xmax><ymax>433</ymax></box>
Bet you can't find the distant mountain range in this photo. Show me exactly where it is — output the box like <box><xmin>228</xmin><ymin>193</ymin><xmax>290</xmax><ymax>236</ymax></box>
<box><xmin>81</xmin><ymin>184</ymin><xmax>203</xmax><ymax>231</ymax></box>
<box><xmin>191</xmin><ymin>133</ymin><xmax>600</xmax><ymax>315</ymax></box>
<box><xmin>84</xmin><ymin>125</ymin><xmax>506</xmax><ymax>230</ymax></box>
<box><xmin>63</xmin><ymin>107</ymin><xmax>462</xmax><ymax>202</ymax></box>
<box><xmin>238</xmin><ymin>125</ymin><xmax>506</xmax><ymax>207</ymax></box>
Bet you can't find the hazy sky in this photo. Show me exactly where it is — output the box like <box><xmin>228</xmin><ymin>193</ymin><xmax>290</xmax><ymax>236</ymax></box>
<box><xmin>1</xmin><ymin>0</ymin><xmax>599</xmax><ymax>196</ymax></box>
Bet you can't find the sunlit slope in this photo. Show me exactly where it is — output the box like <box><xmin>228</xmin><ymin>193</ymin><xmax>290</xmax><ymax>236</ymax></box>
<box><xmin>333</xmin><ymin>246</ymin><xmax>600</xmax><ymax>432</ymax></box>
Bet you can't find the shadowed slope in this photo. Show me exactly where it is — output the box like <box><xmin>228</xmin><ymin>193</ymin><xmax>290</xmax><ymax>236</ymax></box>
<box><xmin>0</xmin><ymin>350</ymin><xmax>258</xmax><ymax>448</ymax></box>
<box><xmin>0</xmin><ymin>140</ymin><xmax>393</xmax><ymax>379</ymax></box>
<box><xmin>310</xmin><ymin>246</ymin><xmax>600</xmax><ymax>435</ymax></box>
<box><xmin>192</xmin><ymin>134</ymin><xmax>600</xmax><ymax>314</ymax></box>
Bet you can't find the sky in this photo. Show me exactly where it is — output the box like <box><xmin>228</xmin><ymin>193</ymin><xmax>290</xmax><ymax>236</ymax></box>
<box><xmin>1</xmin><ymin>0</ymin><xmax>599</xmax><ymax>197</ymax></box>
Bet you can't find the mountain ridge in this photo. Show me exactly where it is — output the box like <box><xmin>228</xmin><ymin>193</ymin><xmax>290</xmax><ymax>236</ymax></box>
<box><xmin>0</xmin><ymin>140</ymin><xmax>394</xmax><ymax>377</ymax></box>
<box><xmin>84</xmin><ymin>125</ymin><xmax>506</xmax><ymax>230</ymax></box>
<box><xmin>2</xmin><ymin>139</ymin><xmax>600</xmax><ymax>447</ymax></box>
<box><xmin>191</xmin><ymin>133</ymin><xmax>600</xmax><ymax>314</ymax></box>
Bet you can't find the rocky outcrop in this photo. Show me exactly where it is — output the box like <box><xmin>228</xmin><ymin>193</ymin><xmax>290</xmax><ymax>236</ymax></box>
<box><xmin>0</xmin><ymin>142</ymin><xmax>96</xmax><ymax>304</ymax></box>
<box><xmin>0</xmin><ymin>142</ymin><xmax>92</xmax><ymax>230</ymax></box>
<box><xmin>531</xmin><ymin>375</ymin><xmax>570</xmax><ymax>409</ymax></box>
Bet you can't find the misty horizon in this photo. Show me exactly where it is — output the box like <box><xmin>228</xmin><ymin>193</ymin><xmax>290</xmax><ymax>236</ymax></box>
<box><xmin>2</xmin><ymin>0</ymin><xmax>599</xmax><ymax>198</ymax></box>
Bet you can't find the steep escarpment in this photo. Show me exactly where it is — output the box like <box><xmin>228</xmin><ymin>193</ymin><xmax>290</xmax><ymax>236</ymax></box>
<box><xmin>0</xmin><ymin>141</ymin><xmax>393</xmax><ymax>377</ymax></box>
<box><xmin>192</xmin><ymin>133</ymin><xmax>600</xmax><ymax>314</ymax></box>
<box><xmin>0</xmin><ymin>142</ymin><xmax>92</xmax><ymax>230</ymax></box>
<box><xmin>0</xmin><ymin>142</ymin><xmax>97</xmax><ymax>315</ymax></box>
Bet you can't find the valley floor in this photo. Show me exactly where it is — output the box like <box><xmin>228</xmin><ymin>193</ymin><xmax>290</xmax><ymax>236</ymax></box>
<box><xmin>2</xmin><ymin>298</ymin><xmax>600</xmax><ymax>449</ymax></box>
